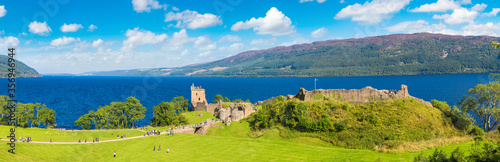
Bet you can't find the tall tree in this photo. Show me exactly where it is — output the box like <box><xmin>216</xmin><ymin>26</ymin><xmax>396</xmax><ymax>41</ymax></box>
<box><xmin>0</xmin><ymin>95</ymin><xmax>12</xmax><ymax>125</ymax></box>
<box><xmin>171</xmin><ymin>96</ymin><xmax>189</xmax><ymax>113</ymax></box>
<box><xmin>15</xmin><ymin>103</ymin><xmax>35</xmax><ymax>128</ymax></box>
<box><xmin>213</xmin><ymin>94</ymin><xmax>223</xmax><ymax>103</ymax></box>
<box><xmin>126</xmin><ymin>96</ymin><xmax>146</xmax><ymax>128</ymax></box>
<box><xmin>37</xmin><ymin>107</ymin><xmax>56</xmax><ymax>128</ymax></box>
<box><xmin>75</xmin><ymin>113</ymin><xmax>92</xmax><ymax>130</ymax></box>
<box><xmin>459</xmin><ymin>82</ymin><xmax>500</xmax><ymax>132</ymax></box>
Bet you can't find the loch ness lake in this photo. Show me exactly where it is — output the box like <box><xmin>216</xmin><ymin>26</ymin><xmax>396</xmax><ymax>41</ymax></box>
<box><xmin>0</xmin><ymin>73</ymin><xmax>492</xmax><ymax>129</ymax></box>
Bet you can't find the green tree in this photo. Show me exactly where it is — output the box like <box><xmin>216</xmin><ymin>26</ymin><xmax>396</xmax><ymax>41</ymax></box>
<box><xmin>37</xmin><ymin>107</ymin><xmax>56</xmax><ymax>128</ymax></box>
<box><xmin>233</xmin><ymin>99</ymin><xmax>244</xmax><ymax>103</ymax></box>
<box><xmin>125</xmin><ymin>97</ymin><xmax>146</xmax><ymax>128</ymax></box>
<box><xmin>459</xmin><ymin>82</ymin><xmax>500</xmax><ymax>132</ymax></box>
<box><xmin>171</xmin><ymin>96</ymin><xmax>189</xmax><ymax>113</ymax></box>
<box><xmin>223</xmin><ymin>97</ymin><xmax>230</xmax><ymax>102</ymax></box>
<box><xmin>245</xmin><ymin>99</ymin><xmax>251</xmax><ymax>103</ymax></box>
<box><xmin>75</xmin><ymin>113</ymin><xmax>92</xmax><ymax>130</ymax></box>
<box><xmin>213</xmin><ymin>94</ymin><xmax>223</xmax><ymax>103</ymax></box>
<box><xmin>15</xmin><ymin>103</ymin><xmax>35</xmax><ymax>128</ymax></box>
<box><xmin>0</xmin><ymin>95</ymin><xmax>13</xmax><ymax>125</ymax></box>
<box><xmin>150</xmin><ymin>102</ymin><xmax>177</xmax><ymax>126</ymax></box>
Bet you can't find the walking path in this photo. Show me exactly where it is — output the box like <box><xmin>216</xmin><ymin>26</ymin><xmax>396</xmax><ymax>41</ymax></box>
<box><xmin>0</xmin><ymin>122</ymin><xmax>220</xmax><ymax>145</ymax></box>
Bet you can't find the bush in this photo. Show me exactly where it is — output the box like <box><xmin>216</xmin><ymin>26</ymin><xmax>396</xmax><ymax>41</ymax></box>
<box><xmin>313</xmin><ymin>92</ymin><xmax>323</xmax><ymax>100</ymax></box>
<box><xmin>468</xmin><ymin>126</ymin><xmax>485</xmax><ymax>136</ymax></box>
<box><xmin>449</xmin><ymin>147</ymin><xmax>466</xmax><ymax>162</ymax></box>
<box><xmin>334</xmin><ymin>121</ymin><xmax>346</xmax><ymax>132</ymax></box>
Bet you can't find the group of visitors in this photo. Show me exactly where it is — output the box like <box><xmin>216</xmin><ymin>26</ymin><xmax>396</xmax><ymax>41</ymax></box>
<box><xmin>153</xmin><ymin>145</ymin><xmax>170</xmax><ymax>153</ymax></box>
<box><xmin>385</xmin><ymin>90</ymin><xmax>397</xmax><ymax>95</ymax></box>
<box><xmin>19</xmin><ymin>136</ymin><xmax>31</xmax><ymax>143</ymax></box>
<box><xmin>145</xmin><ymin>129</ymin><xmax>161</xmax><ymax>136</ymax></box>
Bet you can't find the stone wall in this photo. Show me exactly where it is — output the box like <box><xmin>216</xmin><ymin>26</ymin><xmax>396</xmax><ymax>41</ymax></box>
<box><xmin>191</xmin><ymin>83</ymin><xmax>208</xmax><ymax>110</ymax></box>
<box><xmin>219</xmin><ymin>108</ymin><xmax>231</xmax><ymax>122</ymax></box>
<box><xmin>230</xmin><ymin>110</ymin><xmax>244</xmax><ymax>122</ymax></box>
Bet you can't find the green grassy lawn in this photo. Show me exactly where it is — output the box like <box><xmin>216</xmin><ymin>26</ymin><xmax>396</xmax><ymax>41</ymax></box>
<box><xmin>0</xmin><ymin>126</ymin><xmax>144</xmax><ymax>142</ymax></box>
<box><xmin>0</xmin><ymin>127</ymin><xmax>480</xmax><ymax>162</ymax></box>
<box><xmin>182</xmin><ymin>111</ymin><xmax>217</xmax><ymax>124</ymax></box>
<box><xmin>0</xmin><ymin>121</ymin><xmax>488</xmax><ymax>161</ymax></box>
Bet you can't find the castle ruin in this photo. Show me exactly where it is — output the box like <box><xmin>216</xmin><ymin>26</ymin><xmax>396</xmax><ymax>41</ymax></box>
<box><xmin>190</xmin><ymin>84</ymin><xmax>255</xmax><ymax>125</ymax></box>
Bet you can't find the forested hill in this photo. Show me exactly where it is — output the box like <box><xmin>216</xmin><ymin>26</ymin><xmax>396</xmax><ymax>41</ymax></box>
<box><xmin>0</xmin><ymin>55</ymin><xmax>41</xmax><ymax>78</ymax></box>
<box><xmin>85</xmin><ymin>33</ymin><xmax>500</xmax><ymax>77</ymax></box>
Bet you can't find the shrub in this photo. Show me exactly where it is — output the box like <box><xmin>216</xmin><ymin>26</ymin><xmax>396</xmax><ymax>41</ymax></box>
<box><xmin>334</xmin><ymin>121</ymin><xmax>346</xmax><ymax>132</ymax></box>
<box><xmin>428</xmin><ymin>149</ymin><xmax>448</xmax><ymax>162</ymax></box>
<box><xmin>449</xmin><ymin>147</ymin><xmax>466</xmax><ymax>162</ymax></box>
<box><xmin>313</xmin><ymin>92</ymin><xmax>323</xmax><ymax>100</ymax></box>
<box><xmin>468</xmin><ymin>126</ymin><xmax>485</xmax><ymax>136</ymax></box>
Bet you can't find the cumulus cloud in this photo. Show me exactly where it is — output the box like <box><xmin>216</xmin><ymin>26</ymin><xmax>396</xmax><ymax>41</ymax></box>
<box><xmin>385</xmin><ymin>20</ymin><xmax>447</xmax><ymax>33</ymax></box>
<box><xmin>219</xmin><ymin>43</ymin><xmax>245</xmax><ymax>51</ymax></box>
<box><xmin>92</xmin><ymin>39</ymin><xmax>104</xmax><ymax>47</ymax></box>
<box><xmin>0</xmin><ymin>6</ymin><xmax>6</xmax><ymax>18</ymax></box>
<box><xmin>162</xmin><ymin>29</ymin><xmax>194</xmax><ymax>51</ymax></box>
<box><xmin>231</xmin><ymin>7</ymin><xmax>295</xmax><ymax>36</ymax></box>
<box><xmin>250</xmin><ymin>38</ymin><xmax>278</xmax><ymax>46</ymax></box>
<box><xmin>433</xmin><ymin>7</ymin><xmax>479</xmax><ymax>25</ymax></box>
<box><xmin>28</xmin><ymin>21</ymin><xmax>52</xmax><ymax>36</ymax></box>
<box><xmin>334</xmin><ymin>0</ymin><xmax>411</xmax><ymax>24</ymax></box>
<box><xmin>482</xmin><ymin>8</ymin><xmax>500</xmax><ymax>17</ymax></box>
<box><xmin>409</xmin><ymin>0</ymin><xmax>468</xmax><ymax>12</ymax></box>
<box><xmin>132</xmin><ymin>0</ymin><xmax>166</xmax><ymax>13</ymax></box>
<box><xmin>165</xmin><ymin>10</ymin><xmax>222</xmax><ymax>29</ymax></box>
<box><xmin>299</xmin><ymin>0</ymin><xmax>326</xmax><ymax>3</ymax></box>
<box><xmin>50</xmin><ymin>36</ymin><xmax>79</xmax><ymax>46</ymax></box>
<box><xmin>462</xmin><ymin>22</ymin><xmax>500</xmax><ymax>36</ymax></box>
<box><xmin>194</xmin><ymin>36</ymin><xmax>216</xmax><ymax>51</ymax></box>
<box><xmin>88</xmin><ymin>24</ymin><xmax>98</xmax><ymax>32</ymax></box>
<box><xmin>0</xmin><ymin>36</ymin><xmax>19</xmax><ymax>48</ymax></box>
<box><xmin>311</xmin><ymin>27</ymin><xmax>328</xmax><ymax>39</ymax></box>
<box><xmin>180</xmin><ymin>49</ymin><xmax>189</xmax><ymax>56</ymax></box>
<box><xmin>199</xmin><ymin>51</ymin><xmax>211</xmax><ymax>57</ymax></box>
<box><xmin>121</xmin><ymin>28</ymin><xmax>168</xmax><ymax>51</ymax></box>
<box><xmin>218</xmin><ymin>35</ymin><xmax>241</xmax><ymax>43</ymax></box>
<box><xmin>60</xmin><ymin>23</ymin><xmax>83</xmax><ymax>32</ymax></box>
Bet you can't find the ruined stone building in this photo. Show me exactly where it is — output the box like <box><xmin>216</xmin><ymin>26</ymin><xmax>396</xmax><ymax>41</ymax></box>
<box><xmin>190</xmin><ymin>84</ymin><xmax>255</xmax><ymax>125</ymax></box>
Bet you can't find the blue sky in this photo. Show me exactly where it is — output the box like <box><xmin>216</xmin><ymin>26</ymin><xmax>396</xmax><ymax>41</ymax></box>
<box><xmin>0</xmin><ymin>0</ymin><xmax>499</xmax><ymax>74</ymax></box>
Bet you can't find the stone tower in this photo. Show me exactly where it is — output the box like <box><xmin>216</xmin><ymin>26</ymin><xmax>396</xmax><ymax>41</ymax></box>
<box><xmin>191</xmin><ymin>83</ymin><xmax>208</xmax><ymax>111</ymax></box>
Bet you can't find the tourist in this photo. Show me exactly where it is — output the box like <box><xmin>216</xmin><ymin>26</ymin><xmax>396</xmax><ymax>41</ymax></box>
<box><xmin>159</xmin><ymin>145</ymin><xmax>161</xmax><ymax>151</ymax></box>
<box><xmin>93</xmin><ymin>138</ymin><xmax>95</xmax><ymax>143</ymax></box>
<box><xmin>167</xmin><ymin>147</ymin><xmax>169</xmax><ymax>153</ymax></box>
<box><xmin>153</xmin><ymin>145</ymin><xmax>155</xmax><ymax>151</ymax></box>
<box><xmin>50</xmin><ymin>138</ymin><xmax>52</xmax><ymax>143</ymax></box>
<box><xmin>79</xmin><ymin>138</ymin><xmax>81</xmax><ymax>143</ymax></box>
<box><xmin>85</xmin><ymin>138</ymin><xmax>87</xmax><ymax>143</ymax></box>
<box><xmin>113</xmin><ymin>151</ymin><xmax>116</xmax><ymax>157</ymax></box>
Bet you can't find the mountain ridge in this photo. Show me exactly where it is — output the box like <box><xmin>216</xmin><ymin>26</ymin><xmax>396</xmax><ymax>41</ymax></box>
<box><xmin>81</xmin><ymin>33</ymin><xmax>500</xmax><ymax>77</ymax></box>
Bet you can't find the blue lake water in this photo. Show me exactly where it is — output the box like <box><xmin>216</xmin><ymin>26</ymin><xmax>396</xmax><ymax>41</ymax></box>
<box><xmin>0</xmin><ymin>73</ymin><xmax>492</xmax><ymax>129</ymax></box>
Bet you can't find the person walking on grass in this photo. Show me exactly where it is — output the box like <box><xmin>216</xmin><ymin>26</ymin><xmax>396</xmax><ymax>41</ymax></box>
<box><xmin>167</xmin><ymin>147</ymin><xmax>169</xmax><ymax>153</ymax></box>
<box><xmin>85</xmin><ymin>138</ymin><xmax>87</xmax><ymax>143</ymax></box>
<box><xmin>153</xmin><ymin>145</ymin><xmax>155</xmax><ymax>151</ymax></box>
<box><xmin>113</xmin><ymin>151</ymin><xmax>116</xmax><ymax>157</ymax></box>
<box><xmin>159</xmin><ymin>145</ymin><xmax>161</xmax><ymax>151</ymax></box>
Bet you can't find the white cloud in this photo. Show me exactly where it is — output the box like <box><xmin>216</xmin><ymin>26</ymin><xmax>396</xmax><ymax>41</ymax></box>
<box><xmin>462</xmin><ymin>22</ymin><xmax>500</xmax><ymax>36</ymax></box>
<box><xmin>311</xmin><ymin>27</ymin><xmax>328</xmax><ymax>39</ymax></box>
<box><xmin>165</xmin><ymin>10</ymin><xmax>222</xmax><ymax>29</ymax></box>
<box><xmin>92</xmin><ymin>39</ymin><xmax>104</xmax><ymax>47</ymax></box>
<box><xmin>433</xmin><ymin>7</ymin><xmax>479</xmax><ymax>25</ymax></box>
<box><xmin>194</xmin><ymin>36</ymin><xmax>216</xmax><ymax>51</ymax></box>
<box><xmin>0</xmin><ymin>6</ymin><xmax>6</xmax><ymax>18</ymax></box>
<box><xmin>88</xmin><ymin>24</ymin><xmax>97</xmax><ymax>32</ymax></box>
<box><xmin>50</xmin><ymin>36</ymin><xmax>78</xmax><ymax>46</ymax></box>
<box><xmin>231</xmin><ymin>7</ymin><xmax>295</xmax><ymax>36</ymax></box>
<box><xmin>132</xmin><ymin>0</ymin><xmax>166</xmax><ymax>13</ymax></box>
<box><xmin>250</xmin><ymin>38</ymin><xmax>278</xmax><ymax>46</ymax></box>
<box><xmin>409</xmin><ymin>0</ymin><xmax>466</xmax><ymax>12</ymax></box>
<box><xmin>334</xmin><ymin>0</ymin><xmax>411</xmax><ymax>24</ymax></box>
<box><xmin>385</xmin><ymin>20</ymin><xmax>447</xmax><ymax>33</ymax></box>
<box><xmin>299</xmin><ymin>0</ymin><xmax>326</xmax><ymax>3</ymax></box>
<box><xmin>60</xmin><ymin>23</ymin><xmax>83</xmax><ymax>32</ymax></box>
<box><xmin>180</xmin><ymin>49</ymin><xmax>189</xmax><ymax>56</ymax></box>
<box><xmin>280</xmin><ymin>36</ymin><xmax>310</xmax><ymax>46</ymax></box>
<box><xmin>218</xmin><ymin>35</ymin><xmax>241</xmax><ymax>43</ymax></box>
<box><xmin>482</xmin><ymin>8</ymin><xmax>500</xmax><ymax>17</ymax></box>
<box><xmin>172</xmin><ymin>6</ymin><xmax>179</xmax><ymax>11</ymax></box>
<box><xmin>28</xmin><ymin>21</ymin><xmax>52</xmax><ymax>36</ymax></box>
<box><xmin>199</xmin><ymin>51</ymin><xmax>211</xmax><ymax>57</ymax></box>
<box><xmin>340</xmin><ymin>0</ymin><xmax>345</xmax><ymax>3</ymax></box>
<box><xmin>121</xmin><ymin>28</ymin><xmax>168</xmax><ymax>51</ymax></box>
<box><xmin>0</xmin><ymin>36</ymin><xmax>19</xmax><ymax>48</ymax></box>
<box><xmin>219</xmin><ymin>43</ymin><xmax>245</xmax><ymax>51</ymax></box>
<box><xmin>471</xmin><ymin>3</ymin><xmax>487</xmax><ymax>12</ymax></box>
<box><xmin>162</xmin><ymin>29</ymin><xmax>194</xmax><ymax>51</ymax></box>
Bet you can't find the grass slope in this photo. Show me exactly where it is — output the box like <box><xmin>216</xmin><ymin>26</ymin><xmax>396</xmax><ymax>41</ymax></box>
<box><xmin>182</xmin><ymin>111</ymin><xmax>217</xmax><ymax>124</ymax></box>
<box><xmin>0</xmin><ymin>122</ymin><xmax>480</xmax><ymax>161</ymax></box>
